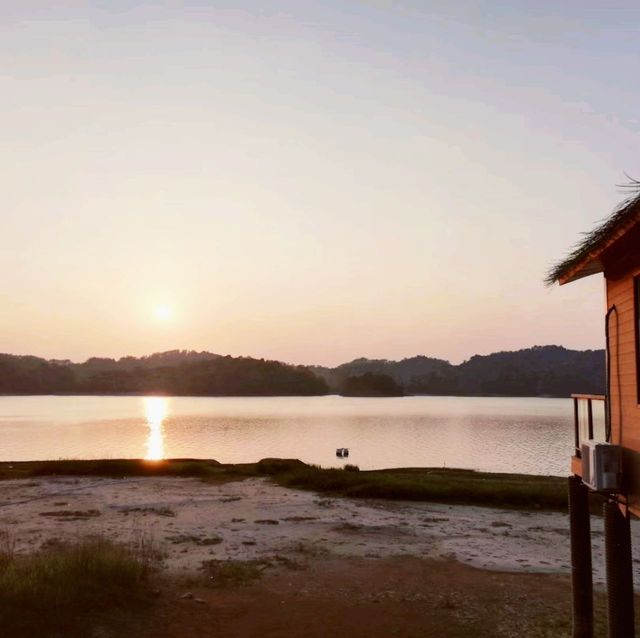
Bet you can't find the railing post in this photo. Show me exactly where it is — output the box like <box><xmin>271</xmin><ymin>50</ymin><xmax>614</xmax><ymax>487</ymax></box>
<box><xmin>587</xmin><ymin>399</ymin><xmax>594</xmax><ymax>441</ymax></box>
<box><xmin>574</xmin><ymin>397</ymin><xmax>581</xmax><ymax>457</ymax></box>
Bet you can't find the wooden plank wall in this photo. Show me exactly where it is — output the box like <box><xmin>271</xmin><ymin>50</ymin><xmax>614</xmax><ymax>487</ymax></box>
<box><xmin>606</xmin><ymin>267</ymin><xmax>640</xmax><ymax>514</ymax></box>
<box><xmin>606</xmin><ymin>272</ymin><xmax>639</xmax><ymax>449</ymax></box>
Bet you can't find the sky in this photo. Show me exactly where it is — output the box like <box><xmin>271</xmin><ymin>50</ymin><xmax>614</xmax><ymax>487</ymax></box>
<box><xmin>1</xmin><ymin>1</ymin><xmax>640</xmax><ymax>366</ymax></box>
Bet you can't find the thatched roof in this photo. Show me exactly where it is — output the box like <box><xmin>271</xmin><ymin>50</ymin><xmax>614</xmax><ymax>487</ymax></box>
<box><xmin>546</xmin><ymin>182</ymin><xmax>640</xmax><ymax>286</ymax></box>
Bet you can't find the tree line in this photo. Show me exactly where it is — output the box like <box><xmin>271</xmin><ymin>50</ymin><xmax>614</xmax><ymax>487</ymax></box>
<box><xmin>313</xmin><ymin>345</ymin><xmax>605</xmax><ymax>397</ymax></box>
<box><xmin>0</xmin><ymin>352</ymin><xmax>328</xmax><ymax>396</ymax></box>
<box><xmin>0</xmin><ymin>345</ymin><xmax>605</xmax><ymax>398</ymax></box>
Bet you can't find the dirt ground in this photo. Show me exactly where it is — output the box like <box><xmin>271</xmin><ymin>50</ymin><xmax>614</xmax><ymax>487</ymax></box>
<box><xmin>142</xmin><ymin>556</ymin><xmax>584</xmax><ymax>638</ymax></box>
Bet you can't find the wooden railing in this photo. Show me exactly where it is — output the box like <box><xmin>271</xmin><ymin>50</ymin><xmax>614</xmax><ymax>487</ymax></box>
<box><xmin>571</xmin><ymin>394</ymin><xmax>606</xmax><ymax>458</ymax></box>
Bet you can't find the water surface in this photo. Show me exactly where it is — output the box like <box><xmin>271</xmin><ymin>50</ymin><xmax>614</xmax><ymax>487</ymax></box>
<box><xmin>0</xmin><ymin>395</ymin><xmax>590</xmax><ymax>475</ymax></box>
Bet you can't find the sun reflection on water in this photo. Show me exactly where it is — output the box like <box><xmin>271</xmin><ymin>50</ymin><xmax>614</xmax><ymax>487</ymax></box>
<box><xmin>144</xmin><ymin>396</ymin><xmax>168</xmax><ymax>461</ymax></box>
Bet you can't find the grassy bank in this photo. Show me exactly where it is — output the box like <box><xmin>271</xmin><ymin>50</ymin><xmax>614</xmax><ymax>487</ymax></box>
<box><xmin>0</xmin><ymin>536</ymin><xmax>156</xmax><ymax>637</ymax></box>
<box><xmin>269</xmin><ymin>464</ymin><xmax>569</xmax><ymax>511</ymax></box>
<box><xmin>0</xmin><ymin>458</ymin><xmax>570</xmax><ymax>511</ymax></box>
<box><xmin>0</xmin><ymin>457</ymin><xmax>227</xmax><ymax>481</ymax></box>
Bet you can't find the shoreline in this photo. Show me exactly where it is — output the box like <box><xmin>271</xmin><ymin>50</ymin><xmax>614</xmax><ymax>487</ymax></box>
<box><xmin>0</xmin><ymin>458</ymin><xmax>570</xmax><ymax>511</ymax></box>
<box><xmin>0</xmin><ymin>392</ymin><xmax>576</xmax><ymax>398</ymax></box>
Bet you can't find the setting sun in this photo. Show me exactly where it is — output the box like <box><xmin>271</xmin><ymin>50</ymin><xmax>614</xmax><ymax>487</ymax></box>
<box><xmin>154</xmin><ymin>305</ymin><xmax>172</xmax><ymax>321</ymax></box>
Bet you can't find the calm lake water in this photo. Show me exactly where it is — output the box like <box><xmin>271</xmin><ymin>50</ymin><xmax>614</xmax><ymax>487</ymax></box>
<box><xmin>0</xmin><ymin>395</ymin><xmax>595</xmax><ymax>476</ymax></box>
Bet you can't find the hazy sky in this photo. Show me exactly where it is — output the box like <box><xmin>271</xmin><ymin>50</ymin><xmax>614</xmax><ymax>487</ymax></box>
<box><xmin>2</xmin><ymin>1</ymin><xmax>639</xmax><ymax>365</ymax></box>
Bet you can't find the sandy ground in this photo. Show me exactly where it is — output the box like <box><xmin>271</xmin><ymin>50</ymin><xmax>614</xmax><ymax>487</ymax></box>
<box><xmin>0</xmin><ymin>475</ymin><xmax>638</xmax><ymax>588</ymax></box>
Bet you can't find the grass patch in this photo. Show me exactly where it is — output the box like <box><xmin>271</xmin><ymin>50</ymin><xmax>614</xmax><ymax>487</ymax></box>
<box><xmin>270</xmin><ymin>466</ymin><xmax>570</xmax><ymax>511</ymax></box>
<box><xmin>0</xmin><ymin>458</ymin><xmax>233</xmax><ymax>482</ymax></box>
<box><xmin>0</xmin><ymin>535</ymin><xmax>157</xmax><ymax>637</ymax></box>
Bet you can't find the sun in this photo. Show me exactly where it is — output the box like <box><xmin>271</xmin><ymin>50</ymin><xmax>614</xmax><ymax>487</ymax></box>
<box><xmin>154</xmin><ymin>305</ymin><xmax>172</xmax><ymax>321</ymax></box>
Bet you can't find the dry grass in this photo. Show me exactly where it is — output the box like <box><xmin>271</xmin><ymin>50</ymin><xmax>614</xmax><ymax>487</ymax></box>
<box><xmin>0</xmin><ymin>533</ymin><xmax>159</xmax><ymax>637</ymax></box>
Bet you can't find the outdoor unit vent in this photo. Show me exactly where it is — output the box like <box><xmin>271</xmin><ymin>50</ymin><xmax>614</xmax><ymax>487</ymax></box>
<box><xmin>581</xmin><ymin>441</ymin><xmax>621</xmax><ymax>492</ymax></box>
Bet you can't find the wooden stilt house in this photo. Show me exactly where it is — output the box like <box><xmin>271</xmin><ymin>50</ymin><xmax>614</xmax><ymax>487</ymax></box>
<box><xmin>548</xmin><ymin>187</ymin><xmax>640</xmax><ymax>514</ymax></box>
<box><xmin>548</xmin><ymin>185</ymin><xmax>640</xmax><ymax>637</ymax></box>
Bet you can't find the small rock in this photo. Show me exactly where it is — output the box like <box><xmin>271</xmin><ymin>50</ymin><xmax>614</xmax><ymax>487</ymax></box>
<box><xmin>180</xmin><ymin>592</ymin><xmax>194</xmax><ymax>600</ymax></box>
<box><xmin>194</xmin><ymin>598</ymin><xmax>207</xmax><ymax>605</ymax></box>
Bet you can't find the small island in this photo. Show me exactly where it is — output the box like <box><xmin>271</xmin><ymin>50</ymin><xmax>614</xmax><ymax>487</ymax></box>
<box><xmin>339</xmin><ymin>372</ymin><xmax>404</xmax><ymax>397</ymax></box>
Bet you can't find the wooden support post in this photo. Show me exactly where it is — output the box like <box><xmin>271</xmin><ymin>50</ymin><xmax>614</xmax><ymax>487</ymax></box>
<box><xmin>604</xmin><ymin>501</ymin><xmax>635</xmax><ymax>638</ymax></box>
<box><xmin>569</xmin><ymin>475</ymin><xmax>593</xmax><ymax>638</ymax></box>
<box><xmin>574</xmin><ymin>397</ymin><xmax>581</xmax><ymax>456</ymax></box>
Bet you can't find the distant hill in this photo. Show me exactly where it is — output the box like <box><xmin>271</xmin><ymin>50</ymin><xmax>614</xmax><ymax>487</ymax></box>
<box><xmin>311</xmin><ymin>355</ymin><xmax>452</xmax><ymax>390</ymax></box>
<box><xmin>0</xmin><ymin>350</ymin><xmax>327</xmax><ymax>396</ymax></box>
<box><xmin>0</xmin><ymin>345</ymin><xmax>604</xmax><ymax>398</ymax></box>
<box><xmin>315</xmin><ymin>346</ymin><xmax>605</xmax><ymax>398</ymax></box>
<box><xmin>453</xmin><ymin>346</ymin><xmax>605</xmax><ymax>397</ymax></box>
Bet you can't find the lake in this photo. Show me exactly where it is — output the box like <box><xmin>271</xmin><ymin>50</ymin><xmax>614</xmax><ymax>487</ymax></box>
<box><xmin>0</xmin><ymin>395</ymin><xmax>595</xmax><ymax>476</ymax></box>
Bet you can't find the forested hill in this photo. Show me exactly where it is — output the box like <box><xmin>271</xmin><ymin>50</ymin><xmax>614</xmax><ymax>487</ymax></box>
<box><xmin>0</xmin><ymin>350</ymin><xmax>328</xmax><ymax>396</ymax></box>
<box><xmin>313</xmin><ymin>346</ymin><xmax>605</xmax><ymax>397</ymax></box>
<box><xmin>453</xmin><ymin>346</ymin><xmax>605</xmax><ymax>397</ymax></box>
<box><xmin>0</xmin><ymin>345</ymin><xmax>604</xmax><ymax>397</ymax></box>
<box><xmin>310</xmin><ymin>355</ymin><xmax>451</xmax><ymax>391</ymax></box>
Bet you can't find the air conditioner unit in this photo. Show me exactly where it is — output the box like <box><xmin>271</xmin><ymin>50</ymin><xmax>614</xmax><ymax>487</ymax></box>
<box><xmin>581</xmin><ymin>441</ymin><xmax>621</xmax><ymax>492</ymax></box>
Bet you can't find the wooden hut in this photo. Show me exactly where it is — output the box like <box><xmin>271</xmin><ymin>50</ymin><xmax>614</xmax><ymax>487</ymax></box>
<box><xmin>548</xmin><ymin>185</ymin><xmax>640</xmax><ymax>637</ymax></box>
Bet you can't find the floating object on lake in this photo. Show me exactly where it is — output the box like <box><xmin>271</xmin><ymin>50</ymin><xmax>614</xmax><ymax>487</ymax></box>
<box><xmin>336</xmin><ymin>448</ymin><xmax>349</xmax><ymax>457</ymax></box>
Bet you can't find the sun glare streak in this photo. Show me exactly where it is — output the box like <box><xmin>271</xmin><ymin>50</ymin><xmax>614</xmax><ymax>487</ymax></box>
<box><xmin>144</xmin><ymin>396</ymin><xmax>168</xmax><ymax>461</ymax></box>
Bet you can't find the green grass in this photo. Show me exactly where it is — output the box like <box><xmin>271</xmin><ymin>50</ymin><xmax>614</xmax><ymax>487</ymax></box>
<box><xmin>0</xmin><ymin>457</ymin><xmax>305</xmax><ymax>482</ymax></box>
<box><xmin>270</xmin><ymin>465</ymin><xmax>570</xmax><ymax>511</ymax></box>
<box><xmin>3</xmin><ymin>458</ymin><xmax>224</xmax><ymax>479</ymax></box>
<box><xmin>0</xmin><ymin>536</ymin><xmax>157</xmax><ymax>637</ymax></box>
<box><xmin>0</xmin><ymin>457</ymin><xmax>312</xmax><ymax>481</ymax></box>
<box><xmin>0</xmin><ymin>457</ymin><xmax>572</xmax><ymax>511</ymax></box>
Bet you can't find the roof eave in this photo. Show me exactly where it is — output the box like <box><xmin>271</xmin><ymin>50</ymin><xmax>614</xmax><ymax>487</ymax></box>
<box><xmin>554</xmin><ymin>209</ymin><xmax>640</xmax><ymax>285</ymax></box>
<box><xmin>558</xmin><ymin>258</ymin><xmax>603</xmax><ymax>285</ymax></box>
